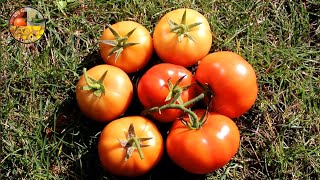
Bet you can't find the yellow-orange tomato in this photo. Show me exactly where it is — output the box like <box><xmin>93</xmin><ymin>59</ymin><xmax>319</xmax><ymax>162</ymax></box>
<box><xmin>99</xmin><ymin>21</ymin><xmax>153</xmax><ymax>73</ymax></box>
<box><xmin>76</xmin><ymin>65</ymin><xmax>133</xmax><ymax>122</ymax></box>
<box><xmin>98</xmin><ymin>116</ymin><xmax>164</xmax><ymax>176</ymax></box>
<box><xmin>153</xmin><ymin>8</ymin><xmax>212</xmax><ymax>67</ymax></box>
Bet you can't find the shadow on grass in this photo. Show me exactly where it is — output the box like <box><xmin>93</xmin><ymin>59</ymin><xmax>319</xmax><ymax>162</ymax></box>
<box><xmin>47</xmin><ymin>51</ymin><xmax>206</xmax><ymax>180</ymax></box>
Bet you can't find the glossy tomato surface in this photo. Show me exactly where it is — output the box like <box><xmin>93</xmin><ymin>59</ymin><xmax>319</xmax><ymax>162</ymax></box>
<box><xmin>153</xmin><ymin>8</ymin><xmax>212</xmax><ymax>67</ymax></box>
<box><xmin>137</xmin><ymin>63</ymin><xmax>197</xmax><ymax>122</ymax></box>
<box><xmin>196</xmin><ymin>51</ymin><xmax>258</xmax><ymax>118</ymax></box>
<box><xmin>76</xmin><ymin>65</ymin><xmax>133</xmax><ymax>122</ymax></box>
<box><xmin>14</xmin><ymin>18</ymin><xmax>27</xmax><ymax>26</ymax></box>
<box><xmin>99</xmin><ymin>21</ymin><xmax>153</xmax><ymax>73</ymax></box>
<box><xmin>98</xmin><ymin>116</ymin><xmax>164</xmax><ymax>177</ymax></box>
<box><xmin>166</xmin><ymin>110</ymin><xmax>240</xmax><ymax>174</ymax></box>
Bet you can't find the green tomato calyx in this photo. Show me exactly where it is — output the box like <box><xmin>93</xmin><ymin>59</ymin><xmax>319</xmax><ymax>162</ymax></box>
<box><xmin>143</xmin><ymin>81</ymin><xmax>212</xmax><ymax>130</ymax></box>
<box><xmin>167</xmin><ymin>9</ymin><xmax>202</xmax><ymax>43</ymax></box>
<box><xmin>117</xmin><ymin>123</ymin><xmax>153</xmax><ymax>160</ymax></box>
<box><xmin>80</xmin><ymin>68</ymin><xmax>107</xmax><ymax>97</ymax></box>
<box><xmin>165</xmin><ymin>75</ymin><xmax>194</xmax><ymax>105</ymax></box>
<box><xmin>99</xmin><ymin>25</ymin><xmax>139</xmax><ymax>62</ymax></box>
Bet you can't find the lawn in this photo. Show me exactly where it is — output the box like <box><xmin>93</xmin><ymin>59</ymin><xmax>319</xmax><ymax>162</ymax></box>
<box><xmin>0</xmin><ymin>0</ymin><xmax>319</xmax><ymax>179</ymax></box>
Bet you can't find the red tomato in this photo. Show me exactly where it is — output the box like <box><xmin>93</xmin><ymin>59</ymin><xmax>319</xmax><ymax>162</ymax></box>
<box><xmin>99</xmin><ymin>21</ymin><xmax>153</xmax><ymax>73</ymax></box>
<box><xmin>76</xmin><ymin>65</ymin><xmax>133</xmax><ymax>122</ymax></box>
<box><xmin>137</xmin><ymin>63</ymin><xmax>197</xmax><ymax>122</ymax></box>
<box><xmin>153</xmin><ymin>8</ymin><xmax>212</xmax><ymax>67</ymax></box>
<box><xmin>195</xmin><ymin>51</ymin><xmax>258</xmax><ymax>118</ymax></box>
<box><xmin>166</xmin><ymin>110</ymin><xmax>240</xmax><ymax>174</ymax></box>
<box><xmin>98</xmin><ymin>116</ymin><xmax>164</xmax><ymax>176</ymax></box>
<box><xmin>10</xmin><ymin>10</ymin><xmax>25</xmax><ymax>25</ymax></box>
<box><xmin>13</xmin><ymin>18</ymin><xmax>27</xmax><ymax>26</ymax></box>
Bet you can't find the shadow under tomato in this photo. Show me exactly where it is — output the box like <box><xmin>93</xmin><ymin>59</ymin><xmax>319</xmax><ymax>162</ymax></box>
<box><xmin>46</xmin><ymin>50</ymin><xmax>206</xmax><ymax>180</ymax></box>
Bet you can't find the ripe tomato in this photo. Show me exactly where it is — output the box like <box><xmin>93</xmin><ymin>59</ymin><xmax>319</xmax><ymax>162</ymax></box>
<box><xmin>137</xmin><ymin>63</ymin><xmax>197</xmax><ymax>122</ymax></box>
<box><xmin>76</xmin><ymin>65</ymin><xmax>133</xmax><ymax>122</ymax></box>
<box><xmin>98</xmin><ymin>116</ymin><xmax>164</xmax><ymax>176</ymax></box>
<box><xmin>153</xmin><ymin>8</ymin><xmax>212</xmax><ymax>67</ymax></box>
<box><xmin>99</xmin><ymin>21</ymin><xmax>153</xmax><ymax>73</ymax></box>
<box><xmin>166</xmin><ymin>110</ymin><xmax>240</xmax><ymax>174</ymax></box>
<box><xmin>14</xmin><ymin>18</ymin><xmax>27</xmax><ymax>26</ymax></box>
<box><xmin>195</xmin><ymin>51</ymin><xmax>258</xmax><ymax>118</ymax></box>
<box><xmin>10</xmin><ymin>9</ymin><xmax>26</xmax><ymax>25</ymax></box>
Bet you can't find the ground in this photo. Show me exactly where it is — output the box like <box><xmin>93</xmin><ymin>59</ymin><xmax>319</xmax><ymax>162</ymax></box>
<box><xmin>0</xmin><ymin>0</ymin><xmax>319</xmax><ymax>179</ymax></box>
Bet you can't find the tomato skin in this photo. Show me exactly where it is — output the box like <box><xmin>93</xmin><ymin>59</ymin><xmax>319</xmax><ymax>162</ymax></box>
<box><xmin>14</xmin><ymin>18</ymin><xmax>27</xmax><ymax>26</ymax></box>
<box><xmin>137</xmin><ymin>63</ymin><xmax>197</xmax><ymax>122</ymax></box>
<box><xmin>195</xmin><ymin>51</ymin><xmax>258</xmax><ymax>118</ymax></box>
<box><xmin>76</xmin><ymin>65</ymin><xmax>133</xmax><ymax>122</ymax></box>
<box><xmin>166</xmin><ymin>110</ymin><xmax>240</xmax><ymax>174</ymax></box>
<box><xmin>153</xmin><ymin>8</ymin><xmax>212</xmax><ymax>67</ymax></box>
<box><xmin>98</xmin><ymin>116</ymin><xmax>164</xmax><ymax>177</ymax></box>
<box><xmin>99</xmin><ymin>21</ymin><xmax>153</xmax><ymax>73</ymax></box>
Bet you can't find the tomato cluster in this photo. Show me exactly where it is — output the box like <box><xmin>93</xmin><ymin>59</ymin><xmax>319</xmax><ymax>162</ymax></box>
<box><xmin>76</xmin><ymin>8</ymin><xmax>258</xmax><ymax>177</ymax></box>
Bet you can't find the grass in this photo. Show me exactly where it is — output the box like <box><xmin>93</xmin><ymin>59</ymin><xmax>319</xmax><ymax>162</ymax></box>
<box><xmin>0</xmin><ymin>0</ymin><xmax>319</xmax><ymax>179</ymax></box>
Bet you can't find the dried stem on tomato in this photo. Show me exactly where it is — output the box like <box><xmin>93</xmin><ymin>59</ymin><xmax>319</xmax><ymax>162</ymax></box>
<box><xmin>117</xmin><ymin>123</ymin><xmax>153</xmax><ymax>161</ymax></box>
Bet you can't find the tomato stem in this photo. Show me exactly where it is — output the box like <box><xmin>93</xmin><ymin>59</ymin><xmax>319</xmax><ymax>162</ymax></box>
<box><xmin>165</xmin><ymin>76</ymin><xmax>187</xmax><ymax>104</ymax></box>
<box><xmin>98</xmin><ymin>25</ymin><xmax>139</xmax><ymax>62</ymax></box>
<box><xmin>118</xmin><ymin>123</ymin><xmax>152</xmax><ymax>161</ymax></box>
<box><xmin>83</xmin><ymin>68</ymin><xmax>101</xmax><ymax>89</ymax></box>
<box><xmin>184</xmin><ymin>92</ymin><xmax>206</xmax><ymax>107</ymax></box>
<box><xmin>142</xmin><ymin>79</ymin><xmax>213</xmax><ymax>129</ymax></box>
<box><xmin>132</xmin><ymin>137</ymin><xmax>145</xmax><ymax>160</ymax></box>
<box><xmin>167</xmin><ymin>9</ymin><xmax>202</xmax><ymax>42</ymax></box>
<box><xmin>143</xmin><ymin>92</ymin><xmax>209</xmax><ymax>129</ymax></box>
<box><xmin>80</xmin><ymin>68</ymin><xmax>107</xmax><ymax>97</ymax></box>
<box><xmin>144</xmin><ymin>92</ymin><xmax>206</xmax><ymax>112</ymax></box>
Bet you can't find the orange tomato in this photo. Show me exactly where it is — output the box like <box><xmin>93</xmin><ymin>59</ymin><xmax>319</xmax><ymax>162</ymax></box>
<box><xmin>153</xmin><ymin>8</ymin><xmax>212</xmax><ymax>67</ymax></box>
<box><xmin>13</xmin><ymin>18</ymin><xmax>27</xmax><ymax>26</ymax></box>
<box><xmin>10</xmin><ymin>9</ymin><xmax>26</xmax><ymax>25</ymax></box>
<box><xmin>98</xmin><ymin>116</ymin><xmax>164</xmax><ymax>176</ymax></box>
<box><xmin>99</xmin><ymin>21</ymin><xmax>153</xmax><ymax>73</ymax></box>
<box><xmin>76</xmin><ymin>65</ymin><xmax>133</xmax><ymax>122</ymax></box>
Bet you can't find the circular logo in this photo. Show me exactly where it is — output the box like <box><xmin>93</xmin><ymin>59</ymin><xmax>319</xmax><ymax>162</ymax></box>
<box><xmin>9</xmin><ymin>7</ymin><xmax>46</xmax><ymax>44</ymax></box>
